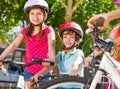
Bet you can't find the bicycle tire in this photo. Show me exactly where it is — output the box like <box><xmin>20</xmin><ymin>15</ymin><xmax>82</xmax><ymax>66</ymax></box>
<box><xmin>37</xmin><ymin>75</ymin><xmax>87</xmax><ymax>89</ymax></box>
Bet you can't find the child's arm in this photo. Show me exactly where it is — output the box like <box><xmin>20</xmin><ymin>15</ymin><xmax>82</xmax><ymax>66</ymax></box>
<box><xmin>52</xmin><ymin>64</ymin><xmax>59</xmax><ymax>75</ymax></box>
<box><xmin>30</xmin><ymin>27</ymin><xmax>56</xmax><ymax>82</ymax></box>
<box><xmin>70</xmin><ymin>54</ymin><xmax>83</xmax><ymax>76</ymax></box>
<box><xmin>30</xmin><ymin>59</ymin><xmax>57</xmax><ymax>82</ymax></box>
<box><xmin>85</xmin><ymin>48</ymin><xmax>103</xmax><ymax>67</ymax></box>
<box><xmin>48</xmin><ymin>27</ymin><xmax>56</xmax><ymax>61</ymax></box>
<box><xmin>0</xmin><ymin>33</ymin><xmax>23</xmax><ymax>60</ymax></box>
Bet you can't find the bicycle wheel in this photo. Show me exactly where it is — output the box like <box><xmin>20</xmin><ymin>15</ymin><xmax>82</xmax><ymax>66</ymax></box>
<box><xmin>38</xmin><ymin>75</ymin><xmax>87</xmax><ymax>89</ymax></box>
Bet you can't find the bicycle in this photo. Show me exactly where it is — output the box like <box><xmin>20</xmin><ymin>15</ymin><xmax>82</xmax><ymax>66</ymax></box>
<box><xmin>86</xmin><ymin>17</ymin><xmax>120</xmax><ymax>89</ymax></box>
<box><xmin>35</xmin><ymin>17</ymin><xmax>120</xmax><ymax>89</ymax></box>
<box><xmin>34</xmin><ymin>58</ymin><xmax>100</xmax><ymax>89</ymax></box>
<box><xmin>0</xmin><ymin>58</ymin><xmax>55</xmax><ymax>89</ymax></box>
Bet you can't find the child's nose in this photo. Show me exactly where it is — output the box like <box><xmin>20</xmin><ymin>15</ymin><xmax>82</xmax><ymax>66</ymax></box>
<box><xmin>67</xmin><ymin>38</ymin><xmax>71</xmax><ymax>41</ymax></box>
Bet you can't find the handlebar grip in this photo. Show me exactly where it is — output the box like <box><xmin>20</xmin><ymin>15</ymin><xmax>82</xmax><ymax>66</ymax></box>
<box><xmin>0</xmin><ymin>65</ymin><xmax>8</xmax><ymax>75</ymax></box>
<box><xmin>32</xmin><ymin>58</ymin><xmax>55</xmax><ymax>66</ymax></box>
<box><xmin>50</xmin><ymin>61</ymin><xmax>55</xmax><ymax>66</ymax></box>
<box><xmin>96</xmin><ymin>17</ymin><xmax>104</xmax><ymax>27</ymax></box>
<box><xmin>0</xmin><ymin>60</ymin><xmax>12</xmax><ymax>64</ymax></box>
<box><xmin>41</xmin><ymin>60</ymin><xmax>55</xmax><ymax>66</ymax></box>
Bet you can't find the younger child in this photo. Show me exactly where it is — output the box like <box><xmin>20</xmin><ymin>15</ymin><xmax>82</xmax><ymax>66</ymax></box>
<box><xmin>54</xmin><ymin>22</ymin><xmax>84</xmax><ymax>77</ymax></box>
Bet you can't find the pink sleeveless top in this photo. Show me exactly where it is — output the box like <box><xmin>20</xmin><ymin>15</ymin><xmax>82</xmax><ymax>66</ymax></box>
<box><xmin>21</xmin><ymin>26</ymin><xmax>53</xmax><ymax>74</ymax></box>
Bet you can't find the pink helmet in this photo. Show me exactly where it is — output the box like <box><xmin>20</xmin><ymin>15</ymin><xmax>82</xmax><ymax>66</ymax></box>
<box><xmin>24</xmin><ymin>0</ymin><xmax>49</xmax><ymax>14</ymax></box>
<box><xmin>58</xmin><ymin>22</ymin><xmax>83</xmax><ymax>39</ymax></box>
<box><xmin>114</xmin><ymin>0</ymin><xmax>120</xmax><ymax>5</ymax></box>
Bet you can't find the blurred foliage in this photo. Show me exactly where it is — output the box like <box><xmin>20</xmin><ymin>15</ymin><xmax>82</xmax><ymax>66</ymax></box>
<box><xmin>0</xmin><ymin>0</ymin><xmax>120</xmax><ymax>56</ymax></box>
<box><xmin>0</xmin><ymin>0</ymin><xmax>25</xmax><ymax>44</ymax></box>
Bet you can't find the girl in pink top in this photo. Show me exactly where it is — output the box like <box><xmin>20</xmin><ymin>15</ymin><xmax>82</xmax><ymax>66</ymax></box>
<box><xmin>0</xmin><ymin>0</ymin><xmax>55</xmax><ymax>89</ymax></box>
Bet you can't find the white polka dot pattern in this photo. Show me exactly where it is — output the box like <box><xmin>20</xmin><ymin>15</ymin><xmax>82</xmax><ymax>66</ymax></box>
<box><xmin>21</xmin><ymin>26</ymin><xmax>52</xmax><ymax>74</ymax></box>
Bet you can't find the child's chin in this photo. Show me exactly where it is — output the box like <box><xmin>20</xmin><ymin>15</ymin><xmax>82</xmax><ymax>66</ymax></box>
<box><xmin>66</xmin><ymin>46</ymin><xmax>72</xmax><ymax>48</ymax></box>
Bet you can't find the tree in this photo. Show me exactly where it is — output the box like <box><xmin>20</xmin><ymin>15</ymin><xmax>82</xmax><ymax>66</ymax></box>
<box><xmin>0</xmin><ymin>0</ymin><xmax>118</xmax><ymax>55</ymax></box>
<box><xmin>0</xmin><ymin>0</ymin><xmax>25</xmax><ymax>44</ymax></box>
<box><xmin>58</xmin><ymin>0</ymin><xmax>83</xmax><ymax>21</ymax></box>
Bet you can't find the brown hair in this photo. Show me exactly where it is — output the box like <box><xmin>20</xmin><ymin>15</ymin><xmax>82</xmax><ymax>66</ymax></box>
<box><xmin>26</xmin><ymin>23</ymin><xmax>44</xmax><ymax>40</ymax></box>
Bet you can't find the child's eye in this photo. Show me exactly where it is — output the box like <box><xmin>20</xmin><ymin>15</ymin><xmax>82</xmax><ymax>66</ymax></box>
<box><xmin>71</xmin><ymin>37</ymin><xmax>75</xmax><ymax>38</ymax></box>
<box><xmin>30</xmin><ymin>13</ymin><xmax>34</xmax><ymax>15</ymax></box>
<box><xmin>63</xmin><ymin>36</ymin><xmax>67</xmax><ymax>38</ymax></box>
<box><xmin>37</xmin><ymin>13</ymin><xmax>43</xmax><ymax>15</ymax></box>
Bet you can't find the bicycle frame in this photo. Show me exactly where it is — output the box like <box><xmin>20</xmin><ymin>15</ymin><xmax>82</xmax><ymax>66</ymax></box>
<box><xmin>89</xmin><ymin>51</ymin><xmax>120</xmax><ymax>89</ymax></box>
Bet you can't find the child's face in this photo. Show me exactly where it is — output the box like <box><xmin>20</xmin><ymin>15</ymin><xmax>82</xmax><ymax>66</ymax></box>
<box><xmin>62</xmin><ymin>31</ymin><xmax>76</xmax><ymax>48</ymax></box>
<box><xmin>29</xmin><ymin>8</ymin><xmax>44</xmax><ymax>25</ymax></box>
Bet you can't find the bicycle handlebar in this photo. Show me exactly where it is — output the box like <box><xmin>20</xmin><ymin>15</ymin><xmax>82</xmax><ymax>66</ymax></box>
<box><xmin>86</xmin><ymin>17</ymin><xmax>114</xmax><ymax>52</ymax></box>
<box><xmin>23</xmin><ymin>58</ymin><xmax>55</xmax><ymax>67</ymax></box>
<box><xmin>0</xmin><ymin>58</ymin><xmax>55</xmax><ymax>67</ymax></box>
<box><xmin>0</xmin><ymin>58</ymin><xmax>55</xmax><ymax>75</ymax></box>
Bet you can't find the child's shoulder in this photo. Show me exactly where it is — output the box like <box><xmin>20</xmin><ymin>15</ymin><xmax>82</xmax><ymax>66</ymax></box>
<box><xmin>76</xmin><ymin>49</ymin><xmax>84</xmax><ymax>56</ymax></box>
<box><xmin>56</xmin><ymin>51</ymin><xmax>64</xmax><ymax>56</ymax></box>
<box><xmin>57</xmin><ymin>51</ymin><xmax>64</xmax><ymax>55</ymax></box>
<box><xmin>21</xmin><ymin>26</ymin><xmax>27</xmax><ymax>34</ymax></box>
<box><xmin>44</xmin><ymin>25</ymin><xmax>54</xmax><ymax>34</ymax></box>
<box><xmin>45</xmin><ymin>25</ymin><xmax>54</xmax><ymax>30</ymax></box>
<box><xmin>76</xmin><ymin>49</ymin><xmax>83</xmax><ymax>53</ymax></box>
<box><xmin>55</xmin><ymin>51</ymin><xmax>65</xmax><ymax>61</ymax></box>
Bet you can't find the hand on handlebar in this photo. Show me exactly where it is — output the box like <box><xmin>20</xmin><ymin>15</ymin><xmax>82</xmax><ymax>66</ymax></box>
<box><xmin>0</xmin><ymin>61</ymin><xmax>2</xmax><ymax>67</ymax></box>
<box><xmin>30</xmin><ymin>73</ymin><xmax>40</xmax><ymax>83</ymax></box>
<box><xmin>87</xmin><ymin>14</ymin><xmax>109</xmax><ymax>31</ymax></box>
<box><xmin>0</xmin><ymin>61</ymin><xmax>8</xmax><ymax>75</ymax></box>
<box><xmin>24</xmin><ymin>58</ymin><xmax>55</xmax><ymax>67</ymax></box>
<box><xmin>41</xmin><ymin>59</ymin><xmax>55</xmax><ymax>67</ymax></box>
<box><xmin>84</xmin><ymin>56</ymin><xmax>93</xmax><ymax>67</ymax></box>
<box><xmin>69</xmin><ymin>69</ymin><xmax>80</xmax><ymax>76</ymax></box>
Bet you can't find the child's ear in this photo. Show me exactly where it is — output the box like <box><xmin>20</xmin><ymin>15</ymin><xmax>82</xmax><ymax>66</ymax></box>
<box><xmin>80</xmin><ymin>38</ymin><xmax>82</xmax><ymax>42</ymax></box>
<box><xmin>76</xmin><ymin>39</ymin><xmax>81</xmax><ymax>44</ymax></box>
<box><xmin>62</xmin><ymin>41</ymin><xmax>64</xmax><ymax>44</ymax></box>
<box><xmin>43</xmin><ymin>12</ymin><xmax>48</xmax><ymax>21</ymax></box>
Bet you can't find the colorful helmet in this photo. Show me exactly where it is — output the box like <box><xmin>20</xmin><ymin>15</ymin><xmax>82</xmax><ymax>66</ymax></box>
<box><xmin>114</xmin><ymin>0</ymin><xmax>120</xmax><ymax>5</ymax></box>
<box><xmin>58</xmin><ymin>22</ymin><xmax>83</xmax><ymax>39</ymax></box>
<box><xmin>24</xmin><ymin>0</ymin><xmax>49</xmax><ymax>14</ymax></box>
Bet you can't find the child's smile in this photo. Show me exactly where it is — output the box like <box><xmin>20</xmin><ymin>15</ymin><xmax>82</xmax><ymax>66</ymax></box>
<box><xmin>62</xmin><ymin>31</ymin><xmax>76</xmax><ymax>48</ymax></box>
